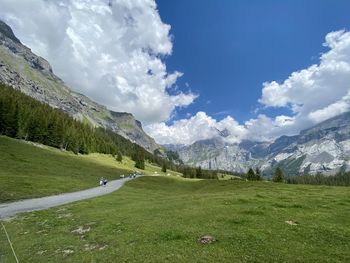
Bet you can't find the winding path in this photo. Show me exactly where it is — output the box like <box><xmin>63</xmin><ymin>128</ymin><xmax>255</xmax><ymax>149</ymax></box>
<box><xmin>0</xmin><ymin>176</ymin><xmax>137</xmax><ymax>219</ymax></box>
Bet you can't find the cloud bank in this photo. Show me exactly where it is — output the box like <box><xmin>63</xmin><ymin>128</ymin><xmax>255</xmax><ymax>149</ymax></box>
<box><xmin>147</xmin><ymin>30</ymin><xmax>350</xmax><ymax>145</ymax></box>
<box><xmin>0</xmin><ymin>0</ymin><xmax>196</xmax><ymax>123</ymax></box>
<box><xmin>145</xmin><ymin>112</ymin><xmax>247</xmax><ymax>145</ymax></box>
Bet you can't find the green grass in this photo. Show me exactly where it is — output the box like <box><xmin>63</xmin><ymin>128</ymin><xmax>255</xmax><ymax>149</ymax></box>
<box><xmin>0</xmin><ymin>136</ymin><xmax>132</xmax><ymax>202</ymax></box>
<box><xmin>1</xmin><ymin>135</ymin><xmax>349</xmax><ymax>262</ymax></box>
<box><xmin>217</xmin><ymin>173</ymin><xmax>242</xmax><ymax>180</ymax></box>
<box><xmin>118</xmin><ymin>123</ymin><xmax>135</xmax><ymax>130</ymax></box>
<box><xmin>1</xmin><ymin>176</ymin><xmax>349</xmax><ymax>262</ymax></box>
<box><xmin>0</xmin><ymin>136</ymin><xmax>181</xmax><ymax>203</ymax></box>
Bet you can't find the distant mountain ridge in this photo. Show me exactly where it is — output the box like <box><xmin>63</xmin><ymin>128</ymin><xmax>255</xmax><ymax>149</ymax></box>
<box><xmin>173</xmin><ymin>111</ymin><xmax>350</xmax><ymax>176</ymax></box>
<box><xmin>0</xmin><ymin>20</ymin><xmax>159</xmax><ymax>152</ymax></box>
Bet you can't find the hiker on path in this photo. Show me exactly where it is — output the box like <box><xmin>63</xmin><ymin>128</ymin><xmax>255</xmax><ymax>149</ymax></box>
<box><xmin>99</xmin><ymin>177</ymin><xmax>104</xmax><ymax>186</ymax></box>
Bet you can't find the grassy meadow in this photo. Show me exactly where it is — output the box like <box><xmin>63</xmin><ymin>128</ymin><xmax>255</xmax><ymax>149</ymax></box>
<box><xmin>0</xmin><ymin>136</ymin><xmax>181</xmax><ymax>203</ymax></box>
<box><xmin>1</xmin><ymin>176</ymin><xmax>349</xmax><ymax>262</ymax></box>
<box><xmin>1</xmin><ymin>135</ymin><xmax>349</xmax><ymax>262</ymax></box>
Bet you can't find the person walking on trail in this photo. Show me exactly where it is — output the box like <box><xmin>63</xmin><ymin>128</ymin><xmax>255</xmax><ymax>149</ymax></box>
<box><xmin>99</xmin><ymin>177</ymin><xmax>104</xmax><ymax>186</ymax></box>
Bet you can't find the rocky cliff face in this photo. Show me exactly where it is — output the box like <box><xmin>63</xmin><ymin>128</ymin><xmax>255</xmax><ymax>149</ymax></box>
<box><xmin>175</xmin><ymin>112</ymin><xmax>350</xmax><ymax>176</ymax></box>
<box><xmin>0</xmin><ymin>20</ymin><xmax>159</xmax><ymax>152</ymax></box>
<box><xmin>177</xmin><ymin>137</ymin><xmax>261</xmax><ymax>173</ymax></box>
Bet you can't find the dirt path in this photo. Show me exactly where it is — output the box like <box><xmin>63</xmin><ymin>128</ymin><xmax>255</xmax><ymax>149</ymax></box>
<box><xmin>0</xmin><ymin>176</ymin><xmax>137</xmax><ymax>219</ymax></box>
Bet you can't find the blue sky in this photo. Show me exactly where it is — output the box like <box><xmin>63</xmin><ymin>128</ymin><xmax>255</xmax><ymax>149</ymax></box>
<box><xmin>157</xmin><ymin>0</ymin><xmax>350</xmax><ymax>123</ymax></box>
<box><xmin>2</xmin><ymin>0</ymin><xmax>350</xmax><ymax>145</ymax></box>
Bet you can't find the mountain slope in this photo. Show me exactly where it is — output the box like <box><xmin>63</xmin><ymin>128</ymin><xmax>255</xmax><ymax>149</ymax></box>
<box><xmin>177</xmin><ymin>137</ymin><xmax>261</xmax><ymax>173</ymax></box>
<box><xmin>175</xmin><ymin>112</ymin><xmax>350</xmax><ymax>175</ymax></box>
<box><xmin>262</xmin><ymin>111</ymin><xmax>350</xmax><ymax>175</ymax></box>
<box><xmin>0</xmin><ymin>20</ymin><xmax>159</xmax><ymax>152</ymax></box>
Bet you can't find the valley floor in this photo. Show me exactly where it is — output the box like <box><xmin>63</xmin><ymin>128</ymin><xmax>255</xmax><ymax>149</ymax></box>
<box><xmin>1</xmin><ymin>176</ymin><xmax>349</xmax><ymax>262</ymax></box>
<box><xmin>0</xmin><ymin>136</ymin><xmax>181</xmax><ymax>203</ymax></box>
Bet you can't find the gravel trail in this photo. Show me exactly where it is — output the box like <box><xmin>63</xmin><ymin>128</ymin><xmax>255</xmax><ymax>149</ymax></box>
<box><xmin>0</xmin><ymin>176</ymin><xmax>137</xmax><ymax>219</ymax></box>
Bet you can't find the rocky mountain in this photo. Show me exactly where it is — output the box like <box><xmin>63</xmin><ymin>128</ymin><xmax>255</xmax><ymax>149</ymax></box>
<box><xmin>177</xmin><ymin>136</ymin><xmax>263</xmax><ymax>174</ymax></box>
<box><xmin>0</xmin><ymin>20</ymin><xmax>159</xmax><ymax>152</ymax></box>
<box><xmin>175</xmin><ymin>112</ymin><xmax>350</xmax><ymax>176</ymax></box>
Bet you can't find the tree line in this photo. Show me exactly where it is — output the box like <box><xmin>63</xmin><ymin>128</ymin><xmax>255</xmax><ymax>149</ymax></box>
<box><xmin>181</xmin><ymin>166</ymin><xmax>219</xmax><ymax>179</ymax></box>
<box><xmin>245</xmin><ymin>165</ymin><xmax>349</xmax><ymax>186</ymax></box>
<box><xmin>286</xmin><ymin>172</ymin><xmax>350</xmax><ymax>186</ymax></box>
<box><xmin>0</xmin><ymin>84</ymin><xmax>225</xmax><ymax>177</ymax></box>
<box><xmin>0</xmin><ymin>84</ymin><xmax>175</xmax><ymax>170</ymax></box>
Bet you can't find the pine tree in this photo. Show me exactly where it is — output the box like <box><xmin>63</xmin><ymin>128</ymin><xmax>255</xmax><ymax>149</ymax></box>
<box><xmin>273</xmin><ymin>167</ymin><xmax>284</xmax><ymax>182</ymax></box>
<box><xmin>246</xmin><ymin>168</ymin><xmax>255</xmax><ymax>181</ymax></box>
<box><xmin>116</xmin><ymin>151</ymin><xmax>123</xmax><ymax>162</ymax></box>
<box><xmin>3</xmin><ymin>101</ymin><xmax>18</xmax><ymax>137</ymax></box>
<box><xmin>134</xmin><ymin>150</ymin><xmax>145</xmax><ymax>170</ymax></box>
<box><xmin>196</xmin><ymin>166</ymin><xmax>202</xmax><ymax>178</ymax></box>
<box><xmin>162</xmin><ymin>162</ymin><xmax>167</xmax><ymax>173</ymax></box>
<box><xmin>255</xmin><ymin>167</ymin><xmax>262</xmax><ymax>181</ymax></box>
<box><xmin>0</xmin><ymin>100</ymin><xmax>4</xmax><ymax>133</ymax></box>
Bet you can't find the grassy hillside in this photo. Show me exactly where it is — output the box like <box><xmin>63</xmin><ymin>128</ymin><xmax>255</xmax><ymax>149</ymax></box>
<box><xmin>0</xmin><ymin>136</ymin><xmax>181</xmax><ymax>203</ymax></box>
<box><xmin>1</xmin><ymin>176</ymin><xmax>349</xmax><ymax>262</ymax></box>
<box><xmin>0</xmin><ymin>136</ymin><xmax>130</xmax><ymax>202</ymax></box>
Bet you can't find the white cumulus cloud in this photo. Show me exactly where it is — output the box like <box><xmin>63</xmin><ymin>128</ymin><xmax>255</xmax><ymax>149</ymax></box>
<box><xmin>145</xmin><ymin>112</ymin><xmax>247</xmax><ymax>145</ymax></box>
<box><xmin>147</xmin><ymin>29</ymin><xmax>350</xmax><ymax>145</ymax></box>
<box><xmin>0</xmin><ymin>0</ymin><xmax>196</xmax><ymax>123</ymax></box>
<box><xmin>260</xmin><ymin>30</ymin><xmax>350</xmax><ymax>122</ymax></box>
